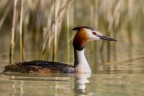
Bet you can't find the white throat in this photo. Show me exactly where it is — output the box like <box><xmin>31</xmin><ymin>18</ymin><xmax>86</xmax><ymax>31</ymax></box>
<box><xmin>74</xmin><ymin>49</ymin><xmax>91</xmax><ymax>73</ymax></box>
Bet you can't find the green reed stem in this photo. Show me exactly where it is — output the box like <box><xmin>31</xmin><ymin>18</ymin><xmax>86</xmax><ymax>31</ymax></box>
<box><xmin>9</xmin><ymin>0</ymin><xmax>17</xmax><ymax>64</ymax></box>
<box><xmin>66</xmin><ymin>12</ymin><xmax>70</xmax><ymax>63</ymax></box>
<box><xmin>19</xmin><ymin>0</ymin><xmax>24</xmax><ymax>62</ymax></box>
<box><xmin>52</xmin><ymin>0</ymin><xmax>60</xmax><ymax>61</ymax></box>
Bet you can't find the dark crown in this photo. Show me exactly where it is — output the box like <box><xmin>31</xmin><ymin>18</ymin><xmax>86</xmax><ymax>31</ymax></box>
<box><xmin>72</xmin><ymin>26</ymin><xmax>96</xmax><ymax>31</ymax></box>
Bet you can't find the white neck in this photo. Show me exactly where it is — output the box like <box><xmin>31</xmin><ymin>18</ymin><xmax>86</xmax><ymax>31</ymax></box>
<box><xmin>74</xmin><ymin>49</ymin><xmax>91</xmax><ymax>73</ymax></box>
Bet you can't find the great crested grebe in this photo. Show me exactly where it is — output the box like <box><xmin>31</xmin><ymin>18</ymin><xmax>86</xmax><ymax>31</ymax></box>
<box><xmin>4</xmin><ymin>26</ymin><xmax>117</xmax><ymax>74</ymax></box>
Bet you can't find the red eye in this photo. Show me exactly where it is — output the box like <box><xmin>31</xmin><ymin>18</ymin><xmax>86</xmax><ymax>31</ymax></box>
<box><xmin>92</xmin><ymin>32</ymin><xmax>96</xmax><ymax>35</ymax></box>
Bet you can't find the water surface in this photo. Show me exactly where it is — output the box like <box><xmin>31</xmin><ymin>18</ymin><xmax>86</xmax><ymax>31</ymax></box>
<box><xmin>0</xmin><ymin>59</ymin><xmax>144</xmax><ymax>96</ymax></box>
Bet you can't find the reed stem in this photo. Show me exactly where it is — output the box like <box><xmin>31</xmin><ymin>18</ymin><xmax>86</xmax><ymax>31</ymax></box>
<box><xmin>19</xmin><ymin>0</ymin><xmax>24</xmax><ymax>62</ymax></box>
<box><xmin>52</xmin><ymin>0</ymin><xmax>60</xmax><ymax>61</ymax></box>
<box><xmin>66</xmin><ymin>12</ymin><xmax>70</xmax><ymax>63</ymax></box>
<box><xmin>9</xmin><ymin>0</ymin><xmax>17</xmax><ymax>64</ymax></box>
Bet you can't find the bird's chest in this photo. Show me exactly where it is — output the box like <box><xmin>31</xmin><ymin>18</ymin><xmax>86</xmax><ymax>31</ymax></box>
<box><xmin>75</xmin><ymin>64</ymin><xmax>91</xmax><ymax>74</ymax></box>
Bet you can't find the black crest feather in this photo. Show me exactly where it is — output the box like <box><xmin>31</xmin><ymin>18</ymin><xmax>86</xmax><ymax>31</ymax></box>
<box><xmin>72</xmin><ymin>26</ymin><xmax>96</xmax><ymax>31</ymax></box>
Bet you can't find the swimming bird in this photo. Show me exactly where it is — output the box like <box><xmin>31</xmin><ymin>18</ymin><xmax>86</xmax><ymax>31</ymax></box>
<box><xmin>4</xmin><ymin>26</ymin><xmax>117</xmax><ymax>74</ymax></box>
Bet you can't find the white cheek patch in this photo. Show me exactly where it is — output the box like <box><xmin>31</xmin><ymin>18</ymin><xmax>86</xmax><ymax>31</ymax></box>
<box><xmin>85</xmin><ymin>29</ymin><xmax>101</xmax><ymax>40</ymax></box>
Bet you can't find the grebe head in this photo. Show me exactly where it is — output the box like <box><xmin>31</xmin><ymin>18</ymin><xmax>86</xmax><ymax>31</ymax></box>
<box><xmin>73</xmin><ymin>26</ymin><xmax>117</xmax><ymax>50</ymax></box>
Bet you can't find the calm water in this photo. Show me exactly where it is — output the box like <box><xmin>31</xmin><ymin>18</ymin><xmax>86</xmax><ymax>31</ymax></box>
<box><xmin>0</xmin><ymin>58</ymin><xmax>144</xmax><ymax>96</ymax></box>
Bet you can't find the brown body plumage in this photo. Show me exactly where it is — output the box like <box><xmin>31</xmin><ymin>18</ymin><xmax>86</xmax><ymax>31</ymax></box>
<box><xmin>4</xmin><ymin>60</ymin><xmax>75</xmax><ymax>74</ymax></box>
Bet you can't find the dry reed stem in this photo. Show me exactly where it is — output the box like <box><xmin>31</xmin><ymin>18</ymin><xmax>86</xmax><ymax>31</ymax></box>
<box><xmin>40</xmin><ymin>0</ymin><xmax>73</xmax><ymax>60</ymax></box>
<box><xmin>40</xmin><ymin>1</ymin><xmax>55</xmax><ymax>60</ymax></box>
<box><xmin>66</xmin><ymin>11</ymin><xmax>70</xmax><ymax>62</ymax></box>
<box><xmin>9</xmin><ymin>0</ymin><xmax>17</xmax><ymax>64</ymax></box>
<box><xmin>52</xmin><ymin>0</ymin><xmax>60</xmax><ymax>61</ymax></box>
<box><xmin>19</xmin><ymin>0</ymin><xmax>24</xmax><ymax>62</ymax></box>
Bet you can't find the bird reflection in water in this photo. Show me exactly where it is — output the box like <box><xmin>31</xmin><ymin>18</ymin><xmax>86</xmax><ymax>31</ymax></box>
<box><xmin>74</xmin><ymin>74</ymin><xmax>91</xmax><ymax>96</ymax></box>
